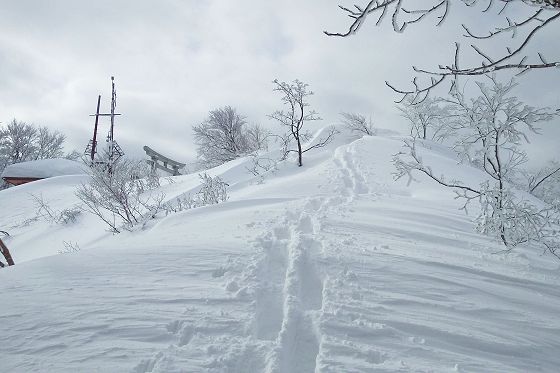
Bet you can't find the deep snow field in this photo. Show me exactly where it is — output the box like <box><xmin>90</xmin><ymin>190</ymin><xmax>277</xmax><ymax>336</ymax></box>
<box><xmin>1</xmin><ymin>129</ymin><xmax>560</xmax><ymax>373</ymax></box>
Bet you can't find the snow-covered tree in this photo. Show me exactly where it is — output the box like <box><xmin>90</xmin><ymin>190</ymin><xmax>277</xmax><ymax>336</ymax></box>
<box><xmin>326</xmin><ymin>1</ymin><xmax>560</xmax><ymax>101</ymax></box>
<box><xmin>394</xmin><ymin>77</ymin><xmax>560</xmax><ymax>256</ymax></box>
<box><xmin>193</xmin><ymin>106</ymin><xmax>268</xmax><ymax>169</ymax></box>
<box><xmin>0</xmin><ymin>120</ymin><xmax>37</xmax><ymax>169</ymax></box>
<box><xmin>398</xmin><ymin>97</ymin><xmax>450</xmax><ymax>140</ymax></box>
<box><xmin>269</xmin><ymin>79</ymin><xmax>336</xmax><ymax>167</ymax></box>
<box><xmin>0</xmin><ymin>119</ymin><xmax>66</xmax><ymax>173</ymax></box>
<box><xmin>340</xmin><ymin>112</ymin><xmax>375</xmax><ymax>136</ymax></box>
<box><xmin>443</xmin><ymin>77</ymin><xmax>553</xmax><ymax>173</ymax></box>
<box><xmin>35</xmin><ymin>126</ymin><xmax>66</xmax><ymax>160</ymax></box>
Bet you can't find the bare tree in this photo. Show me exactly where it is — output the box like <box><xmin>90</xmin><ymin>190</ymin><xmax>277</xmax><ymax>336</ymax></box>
<box><xmin>394</xmin><ymin>76</ymin><xmax>560</xmax><ymax>256</ymax></box>
<box><xmin>326</xmin><ymin>0</ymin><xmax>560</xmax><ymax>102</ymax></box>
<box><xmin>193</xmin><ymin>106</ymin><xmax>268</xmax><ymax>169</ymax></box>
<box><xmin>269</xmin><ymin>79</ymin><xmax>336</xmax><ymax>167</ymax></box>
<box><xmin>245</xmin><ymin>123</ymin><xmax>270</xmax><ymax>153</ymax></box>
<box><xmin>340</xmin><ymin>112</ymin><xmax>375</xmax><ymax>136</ymax></box>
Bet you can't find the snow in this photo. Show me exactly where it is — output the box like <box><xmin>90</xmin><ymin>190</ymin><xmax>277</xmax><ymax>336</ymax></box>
<box><xmin>1</xmin><ymin>158</ymin><xmax>87</xmax><ymax>179</ymax></box>
<box><xmin>1</xmin><ymin>130</ymin><xmax>559</xmax><ymax>372</ymax></box>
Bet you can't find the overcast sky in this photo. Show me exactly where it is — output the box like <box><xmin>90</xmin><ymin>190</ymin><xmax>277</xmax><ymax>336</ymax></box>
<box><xmin>1</xmin><ymin>0</ymin><xmax>558</xmax><ymax>166</ymax></box>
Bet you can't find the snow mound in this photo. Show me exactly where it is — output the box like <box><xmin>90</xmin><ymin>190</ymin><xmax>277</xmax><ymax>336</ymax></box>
<box><xmin>1</xmin><ymin>158</ymin><xmax>87</xmax><ymax>179</ymax></box>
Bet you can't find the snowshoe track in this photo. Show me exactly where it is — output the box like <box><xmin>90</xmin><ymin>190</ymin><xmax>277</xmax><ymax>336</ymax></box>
<box><xmin>254</xmin><ymin>203</ymin><xmax>326</xmax><ymax>373</ymax></box>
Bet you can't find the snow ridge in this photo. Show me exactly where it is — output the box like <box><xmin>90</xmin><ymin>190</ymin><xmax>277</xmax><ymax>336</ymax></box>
<box><xmin>3</xmin><ymin>135</ymin><xmax>560</xmax><ymax>372</ymax></box>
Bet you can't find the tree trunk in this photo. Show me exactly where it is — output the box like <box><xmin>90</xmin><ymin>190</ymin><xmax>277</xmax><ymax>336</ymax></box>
<box><xmin>297</xmin><ymin>138</ymin><xmax>303</xmax><ymax>167</ymax></box>
<box><xmin>0</xmin><ymin>238</ymin><xmax>15</xmax><ymax>266</ymax></box>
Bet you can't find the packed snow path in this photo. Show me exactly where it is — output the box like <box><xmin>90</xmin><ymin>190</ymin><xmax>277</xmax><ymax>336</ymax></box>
<box><xmin>1</xmin><ymin>134</ymin><xmax>560</xmax><ymax>372</ymax></box>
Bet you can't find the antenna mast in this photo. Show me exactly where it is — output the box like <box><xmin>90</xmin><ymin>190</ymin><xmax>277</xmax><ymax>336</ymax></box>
<box><xmin>109</xmin><ymin>76</ymin><xmax>116</xmax><ymax>143</ymax></box>
<box><xmin>84</xmin><ymin>76</ymin><xmax>124</xmax><ymax>167</ymax></box>
<box><xmin>90</xmin><ymin>95</ymin><xmax>101</xmax><ymax>162</ymax></box>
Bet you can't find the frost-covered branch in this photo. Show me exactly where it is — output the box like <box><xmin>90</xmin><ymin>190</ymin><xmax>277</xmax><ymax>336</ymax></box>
<box><xmin>398</xmin><ymin>97</ymin><xmax>452</xmax><ymax>140</ymax></box>
<box><xmin>393</xmin><ymin>76</ymin><xmax>560</xmax><ymax>255</ymax></box>
<box><xmin>528</xmin><ymin>162</ymin><xmax>560</xmax><ymax>193</ymax></box>
<box><xmin>326</xmin><ymin>0</ymin><xmax>560</xmax><ymax>102</ymax></box>
<box><xmin>393</xmin><ymin>138</ymin><xmax>481</xmax><ymax>198</ymax></box>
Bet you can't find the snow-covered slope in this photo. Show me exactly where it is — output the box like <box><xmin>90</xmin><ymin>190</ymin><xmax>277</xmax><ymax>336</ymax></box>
<box><xmin>1</xmin><ymin>131</ymin><xmax>559</xmax><ymax>373</ymax></box>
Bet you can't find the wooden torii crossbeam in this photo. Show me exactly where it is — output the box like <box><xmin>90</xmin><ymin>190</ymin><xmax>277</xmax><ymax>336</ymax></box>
<box><xmin>143</xmin><ymin>146</ymin><xmax>186</xmax><ymax>176</ymax></box>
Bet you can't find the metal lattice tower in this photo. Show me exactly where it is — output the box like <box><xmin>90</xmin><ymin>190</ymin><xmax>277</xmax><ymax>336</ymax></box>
<box><xmin>84</xmin><ymin>76</ymin><xmax>124</xmax><ymax>167</ymax></box>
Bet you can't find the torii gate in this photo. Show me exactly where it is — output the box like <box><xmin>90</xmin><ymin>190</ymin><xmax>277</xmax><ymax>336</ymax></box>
<box><xmin>143</xmin><ymin>146</ymin><xmax>186</xmax><ymax>176</ymax></box>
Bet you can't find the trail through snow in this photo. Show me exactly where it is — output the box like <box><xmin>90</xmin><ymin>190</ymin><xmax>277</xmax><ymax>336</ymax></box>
<box><xmin>1</xmin><ymin>133</ymin><xmax>560</xmax><ymax>372</ymax></box>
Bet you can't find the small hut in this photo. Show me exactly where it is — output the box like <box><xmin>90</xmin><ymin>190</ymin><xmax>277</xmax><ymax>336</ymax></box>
<box><xmin>1</xmin><ymin>159</ymin><xmax>86</xmax><ymax>186</ymax></box>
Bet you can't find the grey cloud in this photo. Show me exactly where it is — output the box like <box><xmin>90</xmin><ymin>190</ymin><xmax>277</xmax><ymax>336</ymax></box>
<box><xmin>0</xmin><ymin>0</ymin><xmax>557</xmax><ymax>165</ymax></box>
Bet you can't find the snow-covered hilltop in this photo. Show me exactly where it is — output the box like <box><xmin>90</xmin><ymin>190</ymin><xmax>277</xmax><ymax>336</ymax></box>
<box><xmin>1</xmin><ymin>130</ymin><xmax>559</xmax><ymax>372</ymax></box>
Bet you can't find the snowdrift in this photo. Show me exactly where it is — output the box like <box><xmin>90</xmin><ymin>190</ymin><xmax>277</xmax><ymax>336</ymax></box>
<box><xmin>1</xmin><ymin>129</ymin><xmax>559</xmax><ymax>373</ymax></box>
<box><xmin>1</xmin><ymin>158</ymin><xmax>86</xmax><ymax>179</ymax></box>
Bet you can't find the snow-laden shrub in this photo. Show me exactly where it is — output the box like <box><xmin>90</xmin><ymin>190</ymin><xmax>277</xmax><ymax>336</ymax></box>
<box><xmin>30</xmin><ymin>193</ymin><xmax>82</xmax><ymax>225</ymax></box>
<box><xmin>245</xmin><ymin>154</ymin><xmax>278</xmax><ymax>184</ymax></box>
<box><xmin>58</xmin><ymin>241</ymin><xmax>81</xmax><ymax>254</ymax></box>
<box><xmin>76</xmin><ymin>159</ymin><xmax>165</xmax><ymax>233</ymax></box>
<box><xmin>163</xmin><ymin>174</ymin><xmax>229</xmax><ymax>214</ymax></box>
<box><xmin>196</xmin><ymin>173</ymin><xmax>228</xmax><ymax>206</ymax></box>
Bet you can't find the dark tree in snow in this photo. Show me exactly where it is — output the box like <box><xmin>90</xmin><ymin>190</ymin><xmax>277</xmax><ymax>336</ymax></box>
<box><xmin>193</xmin><ymin>106</ymin><xmax>268</xmax><ymax>169</ymax></box>
<box><xmin>326</xmin><ymin>0</ymin><xmax>560</xmax><ymax>102</ymax></box>
<box><xmin>0</xmin><ymin>237</ymin><xmax>15</xmax><ymax>267</ymax></box>
<box><xmin>269</xmin><ymin>79</ymin><xmax>336</xmax><ymax>167</ymax></box>
<box><xmin>394</xmin><ymin>76</ymin><xmax>560</xmax><ymax>257</ymax></box>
